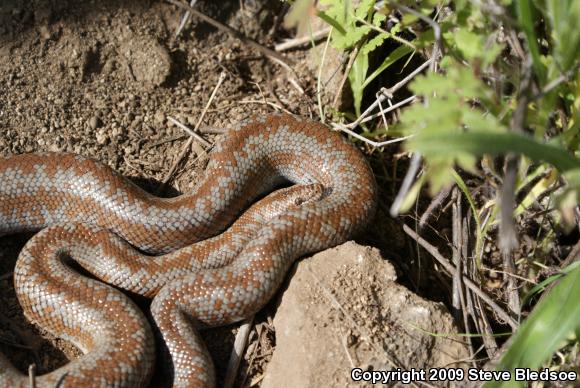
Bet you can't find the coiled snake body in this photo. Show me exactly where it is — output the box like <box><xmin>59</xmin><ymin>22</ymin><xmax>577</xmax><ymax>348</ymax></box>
<box><xmin>0</xmin><ymin>114</ymin><xmax>377</xmax><ymax>387</ymax></box>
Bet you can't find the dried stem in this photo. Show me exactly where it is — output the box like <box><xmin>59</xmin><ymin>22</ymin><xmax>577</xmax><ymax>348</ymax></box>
<box><xmin>158</xmin><ymin>72</ymin><xmax>226</xmax><ymax>191</ymax></box>
<box><xmin>402</xmin><ymin>224</ymin><xmax>518</xmax><ymax>329</ymax></box>
<box><xmin>166</xmin><ymin>0</ymin><xmax>292</xmax><ymax>66</ymax></box>
<box><xmin>224</xmin><ymin>318</ymin><xmax>254</xmax><ymax>388</ymax></box>
<box><xmin>275</xmin><ymin>28</ymin><xmax>331</xmax><ymax>52</ymax></box>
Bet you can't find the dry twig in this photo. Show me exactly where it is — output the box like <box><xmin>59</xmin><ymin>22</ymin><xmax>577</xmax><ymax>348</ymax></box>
<box><xmin>402</xmin><ymin>224</ymin><xmax>519</xmax><ymax>330</ymax></box>
<box><xmin>174</xmin><ymin>0</ymin><xmax>198</xmax><ymax>38</ymax></box>
<box><xmin>419</xmin><ymin>186</ymin><xmax>452</xmax><ymax>229</ymax></box>
<box><xmin>390</xmin><ymin>153</ymin><xmax>422</xmax><ymax>217</ymax></box>
<box><xmin>28</xmin><ymin>364</ymin><xmax>36</xmax><ymax>388</ymax></box>
<box><xmin>224</xmin><ymin>318</ymin><xmax>254</xmax><ymax>388</ymax></box>
<box><xmin>158</xmin><ymin>72</ymin><xmax>226</xmax><ymax>191</ymax></box>
<box><xmin>275</xmin><ymin>28</ymin><xmax>331</xmax><ymax>52</ymax></box>
<box><xmin>166</xmin><ymin>0</ymin><xmax>292</xmax><ymax>66</ymax></box>
<box><xmin>167</xmin><ymin>116</ymin><xmax>212</xmax><ymax>148</ymax></box>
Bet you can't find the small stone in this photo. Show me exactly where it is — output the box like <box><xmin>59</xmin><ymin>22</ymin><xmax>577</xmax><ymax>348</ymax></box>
<box><xmin>38</xmin><ymin>25</ymin><xmax>51</xmax><ymax>41</ymax></box>
<box><xmin>111</xmin><ymin>126</ymin><xmax>122</xmax><ymax>138</ymax></box>
<box><xmin>95</xmin><ymin>129</ymin><xmax>108</xmax><ymax>145</ymax></box>
<box><xmin>48</xmin><ymin>143</ymin><xmax>62</xmax><ymax>153</ymax></box>
<box><xmin>89</xmin><ymin>116</ymin><xmax>101</xmax><ymax>130</ymax></box>
<box><xmin>154</xmin><ymin>111</ymin><xmax>165</xmax><ymax>126</ymax></box>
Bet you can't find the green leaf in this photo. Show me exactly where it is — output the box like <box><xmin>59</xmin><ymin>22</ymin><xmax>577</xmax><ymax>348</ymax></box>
<box><xmin>360</xmin><ymin>32</ymin><xmax>389</xmax><ymax>56</ymax></box>
<box><xmin>515</xmin><ymin>0</ymin><xmax>547</xmax><ymax>82</ymax></box>
<box><xmin>363</xmin><ymin>44</ymin><xmax>414</xmax><ymax>89</ymax></box>
<box><xmin>408</xmin><ymin>131</ymin><xmax>580</xmax><ymax>173</ymax></box>
<box><xmin>521</xmin><ymin>261</ymin><xmax>580</xmax><ymax>307</ymax></box>
<box><xmin>372</xmin><ymin>12</ymin><xmax>386</xmax><ymax>27</ymax></box>
<box><xmin>546</xmin><ymin>0</ymin><xmax>580</xmax><ymax>71</ymax></box>
<box><xmin>485</xmin><ymin>263</ymin><xmax>580</xmax><ymax>388</ymax></box>
<box><xmin>354</xmin><ymin>0</ymin><xmax>375</xmax><ymax>19</ymax></box>
<box><xmin>349</xmin><ymin>51</ymin><xmax>369</xmax><ymax>117</ymax></box>
<box><xmin>316</xmin><ymin>10</ymin><xmax>347</xmax><ymax>36</ymax></box>
<box><xmin>319</xmin><ymin>0</ymin><xmax>370</xmax><ymax>49</ymax></box>
<box><xmin>454</xmin><ymin>28</ymin><xmax>484</xmax><ymax>61</ymax></box>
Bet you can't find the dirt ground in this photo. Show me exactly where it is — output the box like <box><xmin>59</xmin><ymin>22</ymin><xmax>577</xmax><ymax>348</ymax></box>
<box><xmin>0</xmin><ymin>0</ymin><xmax>457</xmax><ymax>386</ymax></box>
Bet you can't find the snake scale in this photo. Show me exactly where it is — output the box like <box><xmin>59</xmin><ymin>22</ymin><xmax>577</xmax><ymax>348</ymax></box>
<box><xmin>0</xmin><ymin>114</ymin><xmax>377</xmax><ymax>387</ymax></box>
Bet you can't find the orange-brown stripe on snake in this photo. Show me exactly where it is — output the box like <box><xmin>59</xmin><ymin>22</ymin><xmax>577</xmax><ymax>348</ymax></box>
<box><xmin>0</xmin><ymin>114</ymin><xmax>377</xmax><ymax>387</ymax></box>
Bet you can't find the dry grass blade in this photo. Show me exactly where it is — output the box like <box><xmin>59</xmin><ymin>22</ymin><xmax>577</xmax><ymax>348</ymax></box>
<box><xmin>402</xmin><ymin>224</ymin><xmax>518</xmax><ymax>330</ymax></box>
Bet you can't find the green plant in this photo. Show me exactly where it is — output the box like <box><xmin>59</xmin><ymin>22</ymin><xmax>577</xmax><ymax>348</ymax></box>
<box><xmin>394</xmin><ymin>1</ymin><xmax>579</xmax><ymax>382</ymax></box>
<box><xmin>485</xmin><ymin>262</ymin><xmax>580</xmax><ymax>388</ymax></box>
<box><xmin>317</xmin><ymin>0</ymin><xmax>415</xmax><ymax>116</ymax></box>
<box><xmin>301</xmin><ymin>0</ymin><xmax>579</xmax><ymax>384</ymax></box>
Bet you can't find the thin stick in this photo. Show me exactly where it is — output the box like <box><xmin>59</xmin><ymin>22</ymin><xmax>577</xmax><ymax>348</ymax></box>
<box><xmin>532</xmin><ymin>63</ymin><xmax>580</xmax><ymax>101</ymax></box>
<box><xmin>402</xmin><ymin>224</ymin><xmax>519</xmax><ymax>329</ymax></box>
<box><xmin>159</xmin><ymin>72</ymin><xmax>226</xmax><ymax>189</ymax></box>
<box><xmin>476</xmin><ymin>296</ymin><xmax>500</xmax><ymax>359</ymax></box>
<box><xmin>275</xmin><ymin>28</ymin><xmax>331</xmax><ymax>52</ymax></box>
<box><xmin>317</xmin><ymin>28</ymin><xmax>333</xmax><ymax>123</ymax></box>
<box><xmin>390</xmin><ymin>153</ymin><xmax>422</xmax><ymax>217</ymax></box>
<box><xmin>240</xmin><ymin>323</ymin><xmax>263</xmax><ymax>387</ymax></box>
<box><xmin>332</xmin><ymin>46</ymin><xmax>359</xmax><ymax>110</ymax></box>
<box><xmin>166</xmin><ymin>0</ymin><xmax>292</xmax><ymax>66</ymax></box>
<box><xmin>419</xmin><ymin>185</ymin><xmax>452</xmax><ymax>229</ymax></box>
<box><xmin>351</xmin><ymin>95</ymin><xmax>417</xmax><ymax>128</ymax></box>
<box><xmin>332</xmin><ymin>123</ymin><xmax>415</xmax><ymax>148</ymax></box>
<box><xmin>174</xmin><ymin>0</ymin><xmax>198</xmax><ymax>38</ymax></box>
<box><xmin>452</xmin><ymin>188</ymin><xmax>462</xmax><ymax>313</ymax></box>
<box><xmin>239</xmin><ymin>99</ymin><xmax>292</xmax><ymax>114</ymax></box>
<box><xmin>459</xmin><ymin>213</ymin><xmax>478</xmax><ymax>367</ymax></box>
<box><xmin>28</xmin><ymin>364</ymin><xmax>36</xmax><ymax>388</ymax></box>
<box><xmin>167</xmin><ymin>116</ymin><xmax>212</xmax><ymax>148</ymax></box>
<box><xmin>283</xmin><ymin>75</ymin><xmax>304</xmax><ymax>95</ymax></box>
<box><xmin>349</xmin><ymin>59</ymin><xmax>432</xmax><ymax>129</ymax></box>
<box><xmin>224</xmin><ymin>318</ymin><xmax>254</xmax><ymax>388</ymax></box>
<box><xmin>376</xmin><ymin>92</ymin><xmax>390</xmax><ymax>131</ymax></box>
<box><xmin>147</xmin><ymin>126</ymin><xmax>227</xmax><ymax>149</ymax></box>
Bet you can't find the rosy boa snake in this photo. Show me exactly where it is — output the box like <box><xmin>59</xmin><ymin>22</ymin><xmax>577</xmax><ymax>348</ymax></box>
<box><xmin>0</xmin><ymin>114</ymin><xmax>377</xmax><ymax>387</ymax></box>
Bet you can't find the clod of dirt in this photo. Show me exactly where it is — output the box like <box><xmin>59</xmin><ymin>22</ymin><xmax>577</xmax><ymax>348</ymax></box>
<box><xmin>120</xmin><ymin>36</ymin><xmax>172</xmax><ymax>87</ymax></box>
<box><xmin>262</xmin><ymin>242</ymin><xmax>469</xmax><ymax>388</ymax></box>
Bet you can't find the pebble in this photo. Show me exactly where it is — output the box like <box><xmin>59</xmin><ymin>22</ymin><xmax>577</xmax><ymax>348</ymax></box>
<box><xmin>89</xmin><ymin>116</ymin><xmax>101</xmax><ymax>130</ymax></box>
<box><xmin>154</xmin><ymin>111</ymin><xmax>165</xmax><ymax>126</ymax></box>
<box><xmin>95</xmin><ymin>129</ymin><xmax>108</xmax><ymax>145</ymax></box>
